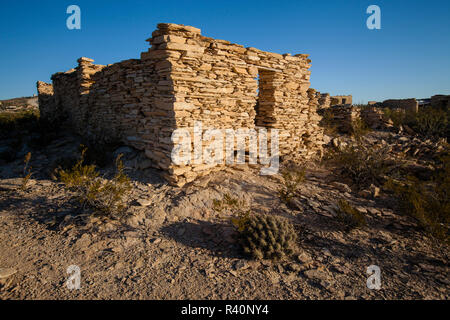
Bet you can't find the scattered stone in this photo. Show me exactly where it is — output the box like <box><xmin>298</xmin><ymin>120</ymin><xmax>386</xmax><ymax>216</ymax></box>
<box><xmin>304</xmin><ymin>268</ymin><xmax>329</xmax><ymax>281</ymax></box>
<box><xmin>233</xmin><ymin>260</ymin><xmax>249</xmax><ymax>271</ymax></box>
<box><xmin>369</xmin><ymin>184</ymin><xmax>380</xmax><ymax>198</ymax></box>
<box><xmin>136</xmin><ymin>198</ymin><xmax>152</xmax><ymax>207</ymax></box>
<box><xmin>297</xmin><ymin>252</ymin><xmax>313</xmax><ymax>264</ymax></box>
<box><xmin>331</xmin><ymin>182</ymin><xmax>352</xmax><ymax>193</ymax></box>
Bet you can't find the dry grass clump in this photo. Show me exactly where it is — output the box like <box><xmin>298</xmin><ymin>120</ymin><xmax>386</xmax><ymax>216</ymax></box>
<box><xmin>335</xmin><ymin>199</ymin><xmax>367</xmax><ymax>231</ymax></box>
<box><xmin>278</xmin><ymin>165</ymin><xmax>306</xmax><ymax>205</ymax></box>
<box><xmin>59</xmin><ymin>147</ymin><xmax>132</xmax><ymax>217</ymax></box>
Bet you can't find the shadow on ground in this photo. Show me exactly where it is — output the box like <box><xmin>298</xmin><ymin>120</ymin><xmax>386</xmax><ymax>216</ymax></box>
<box><xmin>160</xmin><ymin>220</ymin><xmax>243</xmax><ymax>259</ymax></box>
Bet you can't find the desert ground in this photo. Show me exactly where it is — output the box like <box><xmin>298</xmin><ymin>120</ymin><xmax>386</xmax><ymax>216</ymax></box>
<box><xmin>0</xmin><ymin>121</ymin><xmax>448</xmax><ymax>300</ymax></box>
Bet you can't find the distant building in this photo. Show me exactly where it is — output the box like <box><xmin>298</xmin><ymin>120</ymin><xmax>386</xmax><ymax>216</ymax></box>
<box><xmin>330</xmin><ymin>95</ymin><xmax>352</xmax><ymax>106</ymax></box>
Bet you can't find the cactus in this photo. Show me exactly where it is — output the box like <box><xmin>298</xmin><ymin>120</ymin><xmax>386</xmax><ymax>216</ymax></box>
<box><xmin>233</xmin><ymin>213</ymin><xmax>297</xmax><ymax>260</ymax></box>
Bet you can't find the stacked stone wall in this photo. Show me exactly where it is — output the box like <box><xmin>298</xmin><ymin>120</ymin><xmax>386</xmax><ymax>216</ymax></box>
<box><xmin>37</xmin><ymin>23</ymin><xmax>325</xmax><ymax>186</ymax></box>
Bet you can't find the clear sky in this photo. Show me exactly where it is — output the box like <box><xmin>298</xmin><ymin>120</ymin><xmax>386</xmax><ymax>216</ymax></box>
<box><xmin>1</xmin><ymin>0</ymin><xmax>449</xmax><ymax>103</ymax></box>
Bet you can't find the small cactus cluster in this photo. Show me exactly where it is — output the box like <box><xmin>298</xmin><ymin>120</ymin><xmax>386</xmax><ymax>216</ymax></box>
<box><xmin>234</xmin><ymin>213</ymin><xmax>297</xmax><ymax>260</ymax></box>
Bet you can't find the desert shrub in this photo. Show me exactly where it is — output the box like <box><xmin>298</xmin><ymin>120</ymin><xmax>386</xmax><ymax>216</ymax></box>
<box><xmin>324</xmin><ymin>141</ymin><xmax>392</xmax><ymax>189</ymax></box>
<box><xmin>319</xmin><ymin>108</ymin><xmax>338</xmax><ymax>136</ymax></box>
<box><xmin>213</xmin><ymin>193</ymin><xmax>247</xmax><ymax>215</ymax></box>
<box><xmin>384</xmin><ymin>154</ymin><xmax>450</xmax><ymax>243</ymax></box>
<box><xmin>408</xmin><ymin>107</ymin><xmax>448</xmax><ymax>138</ymax></box>
<box><xmin>335</xmin><ymin>199</ymin><xmax>366</xmax><ymax>230</ymax></box>
<box><xmin>278</xmin><ymin>165</ymin><xmax>305</xmax><ymax>204</ymax></box>
<box><xmin>232</xmin><ymin>212</ymin><xmax>297</xmax><ymax>260</ymax></box>
<box><xmin>350</xmin><ymin>117</ymin><xmax>371</xmax><ymax>141</ymax></box>
<box><xmin>21</xmin><ymin>152</ymin><xmax>32</xmax><ymax>191</ymax></box>
<box><xmin>382</xmin><ymin>108</ymin><xmax>407</xmax><ymax>129</ymax></box>
<box><xmin>59</xmin><ymin>147</ymin><xmax>132</xmax><ymax>217</ymax></box>
<box><xmin>49</xmin><ymin>154</ymin><xmax>79</xmax><ymax>180</ymax></box>
<box><xmin>0</xmin><ymin>110</ymin><xmax>40</xmax><ymax>137</ymax></box>
<box><xmin>383</xmin><ymin>106</ymin><xmax>449</xmax><ymax>139</ymax></box>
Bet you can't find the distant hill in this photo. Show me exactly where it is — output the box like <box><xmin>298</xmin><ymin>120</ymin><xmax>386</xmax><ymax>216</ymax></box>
<box><xmin>0</xmin><ymin>96</ymin><xmax>38</xmax><ymax>111</ymax></box>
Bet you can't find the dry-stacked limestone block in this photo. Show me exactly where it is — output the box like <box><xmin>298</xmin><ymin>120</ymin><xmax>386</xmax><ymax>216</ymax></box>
<box><xmin>318</xmin><ymin>93</ymin><xmax>331</xmax><ymax>109</ymax></box>
<box><xmin>329</xmin><ymin>105</ymin><xmax>361</xmax><ymax>133</ymax></box>
<box><xmin>360</xmin><ymin>106</ymin><xmax>388</xmax><ymax>129</ymax></box>
<box><xmin>36</xmin><ymin>81</ymin><xmax>55</xmax><ymax>121</ymax></box>
<box><xmin>37</xmin><ymin>23</ymin><xmax>324</xmax><ymax>186</ymax></box>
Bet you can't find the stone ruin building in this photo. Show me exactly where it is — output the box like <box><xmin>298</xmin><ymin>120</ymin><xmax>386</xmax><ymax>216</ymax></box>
<box><xmin>367</xmin><ymin>95</ymin><xmax>449</xmax><ymax>113</ymax></box>
<box><xmin>381</xmin><ymin>98</ymin><xmax>419</xmax><ymax>113</ymax></box>
<box><xmin>37</xmin><ymin>23</ymin><xmax>325</xmax><ymax>186</ymax></box>
<box><xmin>331</xmin><ymin>95</ymin><xmax>352</xmax><ymax>106</ymax></box>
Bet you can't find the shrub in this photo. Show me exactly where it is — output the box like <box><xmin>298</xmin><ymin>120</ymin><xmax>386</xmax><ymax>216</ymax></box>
<box><xmin>350</xmin><ymin>117</ymin><xmax>371</xmax><ymax>141</ymax></box>
<box><xmin>382</xmin><ymin>108</ymin><xmax>407</xmax><ymax>129</ymax></box>
<box><xmin>384</xmin><ymin>153</ymin><xmax>450</xmax><ymax>243</ymax></box>
<box><xmin>408</xmin><ymin>107</ymin><xmax>448</xmax><ymax>138</ymax></box>
<box><xmin>59</xmin><ymin>147</ymin><xmax>132</xmax><ymax>217</ymax></box>
<box><xmin>213</xmin><ymin>193</ymin><xmax>247</xmax><ymax>215</ymax></box>
<box><xmin>335</xmin><ymin>199</ymin><xmax>366</xmax><ymax>230</ymax></box>
<box><xmin>278</xmin><ymin>165</ymin><xmax>306</xmax><ymax>204</ymax></box>
<box><xmin>383</xmin><ymin>106</ymin><xmax>449</xmax><ymax>139</ymax></box>
<box><xmin>232</xmin><ymin>212</ymin><xmax>297</xmax><ymax>260</ymax></box>
<box><xmin>49</xmin><ymin>155</ymin><xmax>79</xmax><ymax>180</ymax></box>
<box><xmin>324</xmin><ymin>141</ymin><xmax>392</xmax><ymax>189</ymax></box>
<box><xmin>0</xmin><ymin>110</ymin><xmax>40</xmax><ymax>137</ymax></box>
<box><xmin>319</xmin><ymin>108</ymin><xmax>338</xmax><ymax>136</ymax></box>
<box><xmin>21</xmin><ymin>152</ymin><xmax>32</xmax><ymax>191</ymax></box>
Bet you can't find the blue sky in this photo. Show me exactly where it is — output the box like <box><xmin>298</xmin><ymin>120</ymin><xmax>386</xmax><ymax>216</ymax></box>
<box><xmin>1</xmin><ymin>0</ymin><xmax>449</xmax><ymax>103</ymax></box>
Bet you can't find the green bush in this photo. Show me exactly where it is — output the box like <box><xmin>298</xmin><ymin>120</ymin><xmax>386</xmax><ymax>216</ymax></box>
<box><xmin>232</xmin><ymin>212</ymin><xmax>297</xmax><ymax>260</ymax></box>
<box><xmin>59</xmin><ymin>147</ymin><xmax>132</xmax><ymax>217</ymax></box>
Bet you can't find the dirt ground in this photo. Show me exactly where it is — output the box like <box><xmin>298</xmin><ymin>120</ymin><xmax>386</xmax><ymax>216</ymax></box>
<box><xmin>0</xmin><ymin>132</ymin><xmax>449</xmax><ymax>300</ymax></box>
